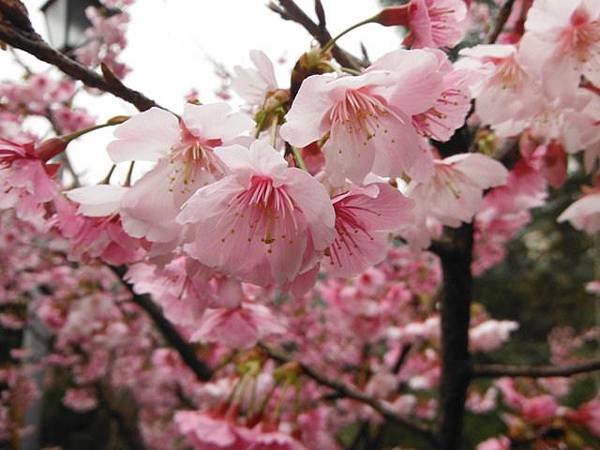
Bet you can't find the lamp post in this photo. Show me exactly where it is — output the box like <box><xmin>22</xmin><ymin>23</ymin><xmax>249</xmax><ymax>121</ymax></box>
<box><xmin>40</xmin><ymin>0</ymin><xmax>103</xmax><ymax>52</ymax></box>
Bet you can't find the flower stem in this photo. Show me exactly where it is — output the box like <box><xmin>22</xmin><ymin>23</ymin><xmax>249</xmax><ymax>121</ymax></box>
<box><xmin>61</xmin><ymin>116</ymin><xmax>128</xmax><ymax>143</ymax></box>
<box><xmin>321</xmin><ymin>16</ymin><xmax>377</xmax><ymax>55</ymax></box>
<box><xmin>123</xmin><ymin>161</ymin><xmax>135</xmax><ymax>187</ymax></box>
<box><xmin>291</xmin><ymin>146</ymin><xmax>307</xmax><ymax>171</ymax></box>
<box><xmin>270</xmin><ymin>116</ymin><xmax>279</xmax><ymax>147</ymax></box>
<box><xmin>100</xmin><ymin>164</ymin><xmax>117</xmax><ymax>185</ymax></box>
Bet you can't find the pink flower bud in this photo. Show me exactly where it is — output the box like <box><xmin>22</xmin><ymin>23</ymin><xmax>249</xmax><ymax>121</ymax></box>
<box><xmin>374</xmin><ymin>6</ymin><xmax>410</xmax><ymax>27</ymax></box>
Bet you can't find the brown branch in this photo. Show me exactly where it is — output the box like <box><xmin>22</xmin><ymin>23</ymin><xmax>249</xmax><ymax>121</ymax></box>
<box><xmin>110</xmin><ymin>266</ymin><xmax>213</xmax><ymax>382</ymax></box>
<box><xmin>268</xmin><ymin>0</ymin><xmax>363</xmax><ymax>71</ymax></box>
<box><xmin>0</xmin><ymin>18</ymin><xmax>160</xmax><ymax>111</ymax></box>
<box><xmin>9</xmin><ymin>47</ymin><xmax>32</xmax><ymax>75</ymax></box>
<box><xmin>472</xmin><ymin>359</ymin><xmax>600</xmax><ymax>378</ymax></box>
<box><xmin>485</xmin><ymin>0</ymin><xmax>517</xmax><ymax>44</ymax></box>
<box><xmin>259</xmin><ymin>343</ymin><xmax>438</xmax><ymax>446</ymax></box>
<box><xmin>393</xmin><ymin>343</ymin><xmax>412</xmax><ymax>374</ymax></box>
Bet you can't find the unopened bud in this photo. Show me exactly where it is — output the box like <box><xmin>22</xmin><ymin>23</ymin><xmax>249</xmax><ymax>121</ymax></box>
<box><xmin>106</xmin><ymin>115</ymin><xmax>129</xmax><ymax>125</ymax></box>
<box><xmin>373</xmin><ymin>5</ymin><xmax>410</xmax><ymax>27</ymax></box>
<box><xmin>291</xmin><ymin>48</ymin><xmax>334</xmax><ymax>97</ymax></box>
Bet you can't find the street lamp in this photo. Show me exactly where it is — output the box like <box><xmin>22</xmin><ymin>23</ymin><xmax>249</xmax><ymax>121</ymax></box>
<box><xmin>40</xmin><ymin>0</ymin><xmax>103</xmax><ymax>53</ymax></box>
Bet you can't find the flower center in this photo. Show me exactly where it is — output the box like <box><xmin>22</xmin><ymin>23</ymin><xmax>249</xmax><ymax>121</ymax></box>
<box><xmin>490</xmin><ymin>56</ymin><xmax>528</xmax><ymax>90</ymax></box>
<box><xmin>168</xmin><ymin>123</ymin><xmax>223</xmax><ymax>193</ymax></box>
<box><xmin>220</xmin><ymin>176</ymin><xmax>299</xmax><ymax>250</ymax></box>
<box><xmin>328</xmin><ymin>89</ymin><xmax>394</xmax><ymax>146</ymax></box>
<box><xmin>563</xmin><ymin>9</ymin><xmax>600</xmax><ymax>62</ymax></box>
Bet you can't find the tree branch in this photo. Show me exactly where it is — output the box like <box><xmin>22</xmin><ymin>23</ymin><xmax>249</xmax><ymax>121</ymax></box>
<box><xmin>268</xmin><ymin>0</ymin><xmax>363</xmax><ymax>71</ymax></box>
<box><xmin>0</xmin><ymin>18</ymin><xmax>160</xmax><ymax>111</ymax></box>
<box><xmin>472</xmin><ymin>359</ymin><xmax>600</xmax><ymax>378</ymax></box>
<box><xmin>485</xmin><ymin>0</ymin><xmax>517</xmax><ymax>44</ymax></box>
<box><xmin>109</xmin><ymin>266</ymin><xmax>213</xmax><ymax>382</ymax></box>
<box><xmin>259</xmin><ymin>343</ymin><xmax>438</xmax><ymax>446</ymax></box>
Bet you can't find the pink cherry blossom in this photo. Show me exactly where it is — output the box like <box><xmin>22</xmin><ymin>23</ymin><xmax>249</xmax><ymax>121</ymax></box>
<box><xmin>51</xmin><ymin>195</ymin><xmax>145</xmax><ymax>265</ymax></box>
<box><xmin>125</xmin><ymin>257</ymin><xmax>214</xmax><ymax>334</ymax></box>
<box><xmin>476</xmin><ymin>436</ymin><xmax>510</xmax><ymax>450</ymax></box>
<box><xmin>281</xmin><ymin>62</ymin><xmax>427</xmax><ymax>185</ymax></box>
<box><xmin>558</xmin><ymin>187</ymin><xmax>600</xmax><ymax>234</ymax></box>
<box><xmin>472</xmin><ymin>157</ymin><xmax>549</xmax><ymax>274</ymax></box>
<box><xmin>406</xmin><ymin>153</ymin><xmax>509</xmax><ymax>228</ymax></box>
<box><xmin>231</xmin><ymin>50</ymin><xmax>278</xmax><ymax>110</ymax></box>
<box><xmin>52</xmin><ymin>107</ymin><xmax>96</xmax><ymax>134</ymax></box>
<box><xmin>520</xmin><ymin>0</ymin><xmax>600</xmax><ymax>100</ymax></box>
<box><xmin>470</xmin><ymin>320</ymin><xmax>519</xmax><ymax>352</ymax></box>
<box><xmin>0</xmin><ymin>138</ymin><xmax>61</xmax><ymax>226</ymax></box>
<box><xmin>178</xmin><ymin>140</ymin><xmax>335</xmax><ymax>287</ymax></box>
<box><xmin>458</xmin><ymin>44</ymin><xmax>543</xmax><ymax>128</ymax></box>
<box><xmin>398</xmin><ymin>0</ymin><xmax>468</xmax><ymax>49</ymax></box>
<box><xmin>236</xmin><ymin>426</ymin><xmax>306</xmax><ymax>450</ymax></box>
<box><xmin>107</xmin><ymin>104</ymin><xmax>253</xmax><ymax>244</ymax></box>
<box><xmin>520</xmin><ymin>136</ymin><xmax>568</xmax><ymax>188</ymax></box>
<box><xmin>174</xmin><ymin>411</ymin><xmax>246</xmax><ymax>449</ymax></box>
<box><xmin>325</xmin><ymin>183</ymin><xmax>412</xmax><ymax>277</ymax></box>
<box><xmin>467</xmin><ymin>387</ymin><xmax>498</xmax><ymax>414</ymax></box>
<box><xmin>74</xmin><ymin>6</ymin><xmax>131</xmax><ymax>78</ymax></box>
<box><xmin>568</xmin><ymin>397</ymin><xmax>600</xmax><ymax>437</ymax></box>
<box><xmin>190</xmin><ymin>301</ymin><xmax>286</xmax><ymax>348</ymax></box>
<box><xmin>62</xmin><ymin>387</ymin><xmax>98</xmax><ymax>412</ymax></box>
<box><xmin>369</xmin><ymin>48</ymin><xmax>472</xmax><ymax>142</ymax></box>
<box><xmin>521</xmin><ymin>395</ymin><xmax>559</xmax><ymax>424</ymax></box>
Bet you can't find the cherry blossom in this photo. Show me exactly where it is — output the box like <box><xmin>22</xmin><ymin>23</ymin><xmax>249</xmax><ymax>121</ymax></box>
<box><xmin>0</xmin><ymin>138</ymin><xmax>62</xmax><ymax>226</ymax></box>
<box><xmin>107</xmin><ymin>104</ymin><xmax>253</xmax><ymax>245</ymax></box>
<box><xmin>405</xmin><ymin>153</ymin><xmax>508</xmax><ymax>228</ymax></box>
<box><xmin>231</xmin><ymin>50</ymin><xmax>279</xmax><ymax>110</ymax></box>
<box><xmin>520</xmin><ymin>0</ymin><xmax>600</xmax><ymax>100</ymax></box>
<box><xmin>558</xmin><ymin>185</ymin><xmax>600</xmax><ymax>234</ymax></box>
<box><xmin>178</xmin><ymin>140</ymin><xmax>335</xmax><ymax>287</ymax></box>
<box><xmin>325</xmin><ymin>182</ymin><xmax>412</xmax><ymax>277</ymax></box>
<box><xmin>0</xmin><ymin>0</ymin><xmax>599</xmax><ymax>448</ymax></box>
<box><xmin>282</xmin><ymin>49</ymin><xmax>469</xmax><ymax>185</ymax></box>
<box><xmin>376</xmin><ymin>0</ymin><xmax>468</xmax><ymax>49</ymax></box>
<box><xmin>458</xmin><ymin>44</ymin><xmax>543</xmax><ymax>129</ymax></box>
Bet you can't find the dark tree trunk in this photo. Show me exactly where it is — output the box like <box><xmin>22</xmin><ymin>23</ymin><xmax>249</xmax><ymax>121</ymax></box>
<box><xmin>437</xmin><ymin>225</ymin><xmax>474</xmax><ymax>450</ymax></box>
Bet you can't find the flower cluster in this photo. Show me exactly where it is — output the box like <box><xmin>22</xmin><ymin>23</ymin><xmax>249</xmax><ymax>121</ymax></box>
<box><xmin>1</xmin><ymin>0</ymin><xmax>599</xmax><ymax>448</ymax></box>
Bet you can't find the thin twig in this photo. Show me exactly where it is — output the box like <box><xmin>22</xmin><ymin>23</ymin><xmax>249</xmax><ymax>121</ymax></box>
<box><xmin>393</xmin><ymin>344</ymin><xmax>413</xmax><ymax>374</ymax></box>
<box><xmin>268</xmin><ymin>0</ymin><xmax>363</xmax><ymax>71</ymax></box>
<box><xmin>9</xmin><ymin>47</ymin><xmax>32</xmax><ymax>75</ymax></box>
<box><xmin>485</xmin><ymin>0</ymin><xmax>517</xmax><ymax>44</ymax></box>
<box><xmin>109</xmin><ymin>265</ymin><xmax>213</xmax><ymax>382</ymax></box>
<box><xmin>472</xmin><ymin>359</ymin><xmax>600</xmax><ymax>378</ymax></box>
<box><xmin>0</xmin><ymin>19</ymin><xmax>161</xmax><ymax>111</ymax></box>
<box><xmin>259</xmin><ymin>343</ymin><xmax>437</xmax><ymax>446</ymax></box>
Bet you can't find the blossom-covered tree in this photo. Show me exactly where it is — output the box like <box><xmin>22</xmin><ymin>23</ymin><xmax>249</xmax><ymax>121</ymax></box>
<box><xmin>0</xmin><ymin>0</ymin><xmax>599</xmax><ymax>449</ymax></box>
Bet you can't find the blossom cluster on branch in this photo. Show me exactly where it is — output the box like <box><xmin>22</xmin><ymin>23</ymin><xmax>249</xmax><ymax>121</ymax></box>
<box><xmin>1</xmin><ymin>0</ymin><xmax>600</xmax><ymax>448</ymax></box>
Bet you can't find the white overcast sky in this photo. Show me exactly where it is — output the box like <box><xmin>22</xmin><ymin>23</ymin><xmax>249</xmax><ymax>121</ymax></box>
<box><xmin>5</xmin><ymin>1</ymin><xmax>399</xmax><ymax>182</ymax></box>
